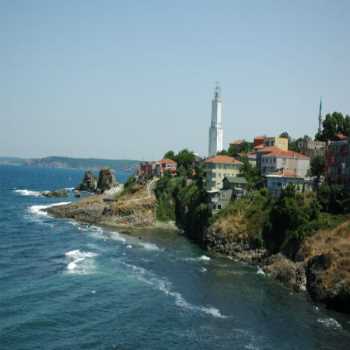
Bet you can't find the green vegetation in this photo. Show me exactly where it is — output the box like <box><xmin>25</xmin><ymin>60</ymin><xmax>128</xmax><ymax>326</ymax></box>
<box><xmin>309</xmin><ymin>154</ymin><xmax>325</xmax><ymax>179</ymax></box>
<box><xmin>155</xmin><ymin>152</ymin><xmax>211</xmax><ymax>242</ymax></box>
<box><xmin>212</xmin><ymin>189</ymin><xmax>273</xmax><ymax>248</ymax></box>
<box><xmin>262</xmin><ymin>187</ymin><xmax>321</xmax><ymax>257</ymax></box>
<box><xmin>316</xmin><ymin>111</ymin><xmax>350</xmax><ymax>141</ymax></box>
<box><xmin>317</xmin><ymin>183</ymin><xmax>350</xmax><ymax>214</ymax></box>
<box><xmin>238</xmin><ymin>157</ymin><xmax>263</xmax><ymax>190</ymax></box>
<box><xmin>217</xmin><ymin>141</ymin><xmax>253</xmax><ymax>157</ymax></box>
<box><xmin>163</xmin><ymin>149</ymin><xmax>196</xmax><ymax>176</ymax></box>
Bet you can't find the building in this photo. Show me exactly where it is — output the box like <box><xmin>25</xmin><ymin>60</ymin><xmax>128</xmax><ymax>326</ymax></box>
<box><xmin>266</xmin><ymin>169</ymin><xmax>313</xmax><ymax>197</ymax></box>
<box><xmin>297</xmin><ymin>136</ymin><xmax>326</xmax><ymax>158</ymax></box>
<box><xmin>208</xmin><ymin>84</ymin><xmax>223</xmax><ymax>156</ymax></box>
<box><xmin>253</xmin><ymin>135</ymin><xmax>288</xmax><ymax>151</ymax></box>
<box><xmin>237</xmin><ymin>151</ymin><xmax>257</xmax><ymax>167</ymax></box>
<box><xmin>326</xmin><ymin>138</ymin><xmax>350</xmax><ymax>187</ymax></box>
<box><xmin>253</xmin><ymin>136</ymin><xmax>265</xmax><ymax>149</ymax></box>
<box><xmin>154</xmin><ymin>158</ymin><xmax>177</xmax><ymax>177</ymax></box>
<box><xmin>137</xmin><ymin>161</ymin><xmax>154</xmax><ymax>180</ymax></box>
<box><xmin>318</xmin><ymin>98</ymin><xmax>323</xmax><ymax>134</ymax></box>
<box><xmin>265</xmin><ymin>136</ymin><xmax>288</xmax><ymax>151</ymax></box>
<box><xmin>204</xmin><ymin>155</ymin><xmax>242</xmax><ymax>191</ymax></box>
<box><xmin>222</xmin><ymin>176</ymin><xmax>248</xmax><ymax>198</ymax></box>
<box><xmin>257</xmin><ymin>146</ymin><xmax>310</xmax><ymax>178</ymax></box>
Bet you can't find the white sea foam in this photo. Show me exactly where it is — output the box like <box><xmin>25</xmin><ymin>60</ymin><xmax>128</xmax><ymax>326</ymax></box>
<box><xmin>126</xmin><ymin>245</ymin><xmax>133</xmax><ymax>249</ymax></box>
<box><xmin>124</xmin><ymin>262</ymin><xmax>227</xmax><ymax>319</ymax></box>
<box><xmin>200</xmin><ymin>267</ymin><xmax>207</xmax><ymax>273</ymax></box>
<box><xmin>15</xmin><ymin>189</ymin><xmax>43</xmax><ymax>197</ymax></box>
<box><xmin>139</xmin><ymin>242</ymin><xmax>162</xmax><ymax>251</ymax></box>
<box><xmin>317</xmin><ymin>317</ymin><xmax>342</xmax><ymax>330</ymax></box>
<box><xmin>65</xmin><ymin>249</ymin><xmax>98</xmax><ymax>275</ymax></box>
<box><xmin>28</xmin><ymin>202</ymin><xmax>71</xmax><ymax>217</ymax></box>
<box><xmin>256</xmin><ymin>266</ymin><xmax>265</xmax><ymax>276</ymax></box>
<box><xmin>185</xmin><ymin>255</ymin><xmax>211</xmax><ymax>262</ymax></box>
<box><xmin>109</xmin><ymin>231</ymin><xmax>127</xmax><ymax>243</ymax></box>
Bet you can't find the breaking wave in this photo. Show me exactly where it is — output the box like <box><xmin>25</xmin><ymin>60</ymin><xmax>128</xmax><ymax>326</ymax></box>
<box><xmin>14</xmin><ymin>189</ymin><xmax>43</xmax><ymax>197</ymax></box>
<box><xmin>65</xmin><ymin>249</ymin><xmax>98</xmax><ymax>275</ymax></box>
<box><xmin>184</xmin><ymin>255</ymin><xmax>211</xmax><ymax>262</ymax></box>
<box><xmin>124</xmin><ymin>263</ymin><xmax>227</xmax><ymax>319</ymax></box>
<box><xmin>317</xmin><ymin>317</ymin><xmax>342</xmax><ymax>330</ymax></box>
<box><xmin>139</xmin><ymin>242</ymin><xmax>162</xmax><ymax>251</ymax></box>
<box><xmin>27</xmin><ymin>202</ymin><xmax>71</xmax><ymax>217</ymax></box>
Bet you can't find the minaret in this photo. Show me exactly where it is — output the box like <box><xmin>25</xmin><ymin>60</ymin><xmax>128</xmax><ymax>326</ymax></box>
<box><xmin>318</xmin><ymin>98</ymin><xmax>323</xmax><ymax>134</ymax></box>
<box><xmin>208</xmin><ymin>83</ymin><xmax>223</xmax><ymax>157</ymax></box>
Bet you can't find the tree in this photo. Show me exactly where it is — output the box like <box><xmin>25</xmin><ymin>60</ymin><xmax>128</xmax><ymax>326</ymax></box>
<box><xmin>238</xmin><ymin>157</ymin><xmax>263</xmax><ymax>190</ymax></box>
<box><xmin>176</xmin><ymin>149</ymin><xmax>196</xmax><ymax>175</ymax></box>
<box><xmin>310</xmin><ymin>154</ymin><xmax>325</xmax><ymax>183</ymax></box>
<box><xmin>163</xmin><ymin>150</ymin><xmax>176</xmax><ymax>161</ymax></box>
<box><xmin>316</xmin><ymin>112</ymin><xmax>350</xmax><ymax>141</ymax></box>
<box><xmin>227</xmin><ymin>141</ymin><xmax>253</xmax><ymax>157</ymax></box>
<box><xmin>263</xmin><ymin>186</ymin><xmax>320</xmax><ymax>257</ymax></box>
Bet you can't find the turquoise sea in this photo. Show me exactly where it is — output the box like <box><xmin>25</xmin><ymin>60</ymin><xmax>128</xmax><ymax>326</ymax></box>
<box><xmin>1</xmin><ymin>165</ymin><xmax>350</xmax><ymax>350</ymax></box>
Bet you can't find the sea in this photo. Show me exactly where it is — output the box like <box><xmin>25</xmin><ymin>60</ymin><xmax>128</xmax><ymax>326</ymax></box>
<box><xmin>1</xmin><ymin>165</ymin><xmax>350</xmax><ymax>350</ymax></box>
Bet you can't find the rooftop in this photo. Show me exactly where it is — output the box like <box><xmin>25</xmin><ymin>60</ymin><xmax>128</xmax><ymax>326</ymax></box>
<box><xmin>258</xmin><ymin>146</ymin><xmax>309</xmax><ymax>160</ymax></box>
<box><xmin>205</xmin><ymin>155</ymin><xmax>242</xmax><ymax>165</ymax></box>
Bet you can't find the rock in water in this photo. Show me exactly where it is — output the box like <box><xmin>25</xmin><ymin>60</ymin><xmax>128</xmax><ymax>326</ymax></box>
<box><xmin>41</xmin><ymin>189</ymin><xmax>68</xmax><ymax>197</ymax></box>
<box><xmin>77</xmin><ymin>171</ymin><xmax>98</xmax><ymax>192</ymax></box>
<box><xmin>97</xmin><ymin>168</ymin><xmax>118</xmax><ymax>193</ymax></box>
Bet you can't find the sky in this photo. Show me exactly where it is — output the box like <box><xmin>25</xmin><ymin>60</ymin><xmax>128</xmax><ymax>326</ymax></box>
<box><xmin>1</xmin><ymin>0</ymin><xmax>349</xmax><ymax>160</ymax></box>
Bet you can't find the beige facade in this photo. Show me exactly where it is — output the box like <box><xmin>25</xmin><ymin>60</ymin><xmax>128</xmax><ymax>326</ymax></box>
<box><xmin>204</xmin><ymin>155</ymin><xmax>242</xmax><ymax>191</ymax></box>
<box><xmin>264</xmin><ymin>136</ymin><xmax>289</xmax><ymax>151</ymax></box>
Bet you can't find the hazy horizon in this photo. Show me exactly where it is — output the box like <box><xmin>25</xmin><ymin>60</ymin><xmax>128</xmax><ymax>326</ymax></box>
<box><xmin>1</xmin><ymin>1</ymin><xmax>349</xmax><ymax>160</ymax></box>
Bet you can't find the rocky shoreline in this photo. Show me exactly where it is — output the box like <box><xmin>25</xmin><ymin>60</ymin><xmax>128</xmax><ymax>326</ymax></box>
<box><xmin>206</xmin><ymin>220</ymin><xmax>350</xmax><ymax>314</ymax></box>
<box><xmin>45</xmin><ymin>173</ymin><xmax>350</xmax><ymax>315</ymax></box>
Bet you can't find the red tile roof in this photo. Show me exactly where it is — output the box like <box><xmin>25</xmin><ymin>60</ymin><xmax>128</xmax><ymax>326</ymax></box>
<box><xmin>205</xmin><ymin>155</ymin><xmax>242</xmax><ymax>165</ymax></box>
<box><xmin>258</xmin><ymin>146</ymin><xmax>309</xmax><ymax>160</ymax></box>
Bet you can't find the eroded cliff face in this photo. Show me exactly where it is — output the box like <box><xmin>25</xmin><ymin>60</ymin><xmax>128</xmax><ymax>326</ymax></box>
<box><xmin>47</xmin><ymin>183</ymin><xmax>157</xmax><ymax>231</ymax></box>
<box><xmin>207</xmin><ymin>212</ymin><xmax>350</xmax><ymax>313</ymax></box>
<box><xmin>298</xmin><ymin>221</ymin><xmax>350</xmax><ymax>313</ymax></box>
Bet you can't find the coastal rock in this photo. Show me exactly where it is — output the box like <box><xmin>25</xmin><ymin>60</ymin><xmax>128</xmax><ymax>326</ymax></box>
<box><xmin>306</xmin><ymin>254</ymin><xmax>350</xmax><ymax>313</ymax></box>
<box><xmin>47</xmin><ymin>180</ymin><xmax>158</xmax><ymax>231</ymax></box>
<box><xmin>97</xmin><ymin>168</ymin><xmax>118</xmax><ymax>193</ymax></box>
<box><xmin>262</xmin><ymin>254</ymin><xmax>306</xmax><ymax>292</ymax></box>
<box><xmin>205</xmin><ymin>229</ymin><xmax>266</xmax><ymax>264</ymax></box>
<box><xmin>41</xmin><ymin>189</ymin><xmax>68</xmax><ymax>198</ymax></box>
<box><xmin>77</xmin><ymin>171</ymin><xmax>98</xmax><ymax>192</ymax></box>
<box><xmin>297</xmin><ymin>220</ymin><xmax>350</xmax><ymax>313</ymax></box>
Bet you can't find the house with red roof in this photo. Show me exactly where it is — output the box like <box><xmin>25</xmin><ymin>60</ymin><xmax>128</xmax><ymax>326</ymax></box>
<box><xmin>256</xmin><ymin>146</ymin><xmax>310</xmax><ymax>178</ymax></box>
<box><xmin>204</xmin><ymin>155</ymin><xmax>242</xmax><ymax>191</ymax></box>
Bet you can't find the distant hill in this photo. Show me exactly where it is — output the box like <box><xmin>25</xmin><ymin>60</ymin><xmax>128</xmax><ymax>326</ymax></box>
<box><xmin>0</xmin><ymin>156</ymin><xmax>140</xmax><ymax>173</ymax></box>
<box><xmin>0</xmin><ymin>157</ymin><xmax>26</xmax><ymax>166</ymax></box>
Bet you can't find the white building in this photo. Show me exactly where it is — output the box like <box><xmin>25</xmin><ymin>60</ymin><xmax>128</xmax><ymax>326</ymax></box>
<box><xmin>266</xmin><ymin>169</ymin><xmax>313</xmax><ymax>197</ymax></box>
<box><xmin>208</xmin><ymin>84</ymin><xmax>223</xmax><ymax>157</ymax></box>
<box><xmin>257</xmin><ymin>147</ymin><xmax>310</xmax><ymax>178</ymax></box>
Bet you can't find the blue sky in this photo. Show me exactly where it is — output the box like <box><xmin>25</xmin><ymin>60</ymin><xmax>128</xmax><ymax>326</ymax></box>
<box><xmin>1</xmin><ymin>0</ymin><xmax>349</xmax><ymax>160</ymax></box>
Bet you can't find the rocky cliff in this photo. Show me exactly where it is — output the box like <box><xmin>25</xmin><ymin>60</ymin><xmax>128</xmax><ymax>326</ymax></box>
<box><xmin>207</xmin><ymin>210</ymin><xmax>350</xmax><ymax>313</ymax></box>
